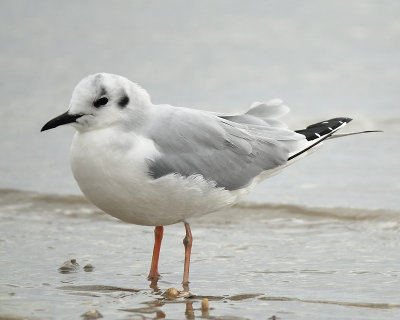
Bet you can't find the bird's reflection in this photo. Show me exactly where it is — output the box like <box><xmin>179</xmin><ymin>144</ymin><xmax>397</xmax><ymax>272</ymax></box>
<box><xmin>149</xmin><ymin>276</ymin><xmax>191</xmax><ymax>293</ymax></box>
<box><xmin>185</xmin><ymin>301</ymin><xmax>195</xmax><ymax>319</ymax></box>
<box><xmin>152</xmin><ymin>310</ymin><xmax>166</xmax><ymax>319</ymax></box>
<box><xmin>147</xmin><ymin>278</ymin><xmax>211</xmax><ymax>319</ymax></box>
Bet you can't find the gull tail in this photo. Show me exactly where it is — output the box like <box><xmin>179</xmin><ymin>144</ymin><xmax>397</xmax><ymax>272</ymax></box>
<box><xmin>288</xmin><ymin>118</ymin><xmax>381</xmax><ymax>161</ymax></box>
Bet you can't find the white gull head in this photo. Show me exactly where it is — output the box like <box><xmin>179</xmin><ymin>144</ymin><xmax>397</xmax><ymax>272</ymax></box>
<box><xmin>41</xmin><ymin>73</ymin><xmax>152</xmax><ymax>132</ymax></box>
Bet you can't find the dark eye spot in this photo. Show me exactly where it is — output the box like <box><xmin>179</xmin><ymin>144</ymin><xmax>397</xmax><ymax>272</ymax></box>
<box><xmin>93</xmin><ymin>97</ymin><xmax>108</xmax><ymax>108</ymax></box>
<box><xmin>118</xmin><ymin>95</ymin><xmax>130</xmax><ymax>108</ymax></box>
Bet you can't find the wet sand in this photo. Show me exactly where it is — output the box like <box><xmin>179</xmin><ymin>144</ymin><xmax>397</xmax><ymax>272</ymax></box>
<box><xmin>1</xmin><ymin>190</ymin><xmax>399</xmax><ymax>319</ymax></box>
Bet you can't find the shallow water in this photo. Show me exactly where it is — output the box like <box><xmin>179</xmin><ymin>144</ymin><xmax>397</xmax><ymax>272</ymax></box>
<box><xmin>1</xmin><ymin>1</ymin><xmax>400</xmax><ymax>319</ymax></box>
<box><xmin>1</xmin><ymin>189</ymin><xmax>399</xmax><ymax>319</ymax></box>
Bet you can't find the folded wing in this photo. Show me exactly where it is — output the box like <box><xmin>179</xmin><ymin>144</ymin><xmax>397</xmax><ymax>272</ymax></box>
<box><xmin>146</xmin><ymin>102</ymin><xmax>304</xmax><ymax>190</ymax></box>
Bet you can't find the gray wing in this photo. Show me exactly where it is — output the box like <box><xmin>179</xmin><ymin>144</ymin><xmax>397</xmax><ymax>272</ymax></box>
<box><xmin>146</xmin><ymin>105</ymin><xmax>296</xmax><ymax>191</ymax></box>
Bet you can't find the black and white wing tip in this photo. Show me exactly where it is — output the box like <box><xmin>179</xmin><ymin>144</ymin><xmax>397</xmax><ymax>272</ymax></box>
<box><xmin>288</xmin><ymin>117</ymin><xmax>352</xmax><ymax>161</ymax></box>
<box><xmin>295</xmin><ymin>117</ymin><xmax>352</xmax><ymax>141</ymax></box>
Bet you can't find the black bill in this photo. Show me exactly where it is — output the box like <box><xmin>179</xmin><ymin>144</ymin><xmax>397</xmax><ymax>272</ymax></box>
<box><xmin>41</xmin><ymin>111</ymin><xmax>83</xmax><ymax>132</ymax></box>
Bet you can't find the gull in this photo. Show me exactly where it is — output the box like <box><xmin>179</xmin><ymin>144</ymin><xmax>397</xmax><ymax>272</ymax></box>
<box><xmin>41</xmin><ymin>73</ymin><xmax>374</xmax><ymax>289</ymax></box>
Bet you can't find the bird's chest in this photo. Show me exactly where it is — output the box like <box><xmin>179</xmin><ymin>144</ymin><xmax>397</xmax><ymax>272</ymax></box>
<box><xmin>69</xmin><ymin>130</ymin><xmax>160</xmax><ymax>218</ymax></box>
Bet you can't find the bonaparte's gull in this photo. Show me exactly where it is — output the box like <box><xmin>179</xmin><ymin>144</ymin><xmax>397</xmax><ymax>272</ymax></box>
<box><xmin>42</xmin><ymin>73</ymin><xmax>369</xmax><ymax>289</ymax></box>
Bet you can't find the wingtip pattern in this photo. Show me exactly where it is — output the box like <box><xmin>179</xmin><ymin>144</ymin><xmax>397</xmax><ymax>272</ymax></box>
<box><xmin>295</xmin><ymin>117</ymin><xmax>352</xmax><ymax>141</ymax></box>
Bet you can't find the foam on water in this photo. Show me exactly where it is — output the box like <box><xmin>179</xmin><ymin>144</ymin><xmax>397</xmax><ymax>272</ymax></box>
<box><xmin>1</xmin><ymin>188</ymin><xmax>399</xmax><ymax>223</ymax></box>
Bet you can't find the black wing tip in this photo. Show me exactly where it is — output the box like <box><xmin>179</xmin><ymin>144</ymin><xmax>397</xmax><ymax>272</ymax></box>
<box><xmin>296</xmin><ymin>117</ymin><xmax>352</xmax><ymax>141</ymax></box>
<box><xmin>289</xmin><ymin>117</ymin><xmax>353</xmax><ymax>160</ymax></box>
<box><xmin>305</xmin><ymin>117</ymin><xmax>352</xmax><ymax>129</ymax></box>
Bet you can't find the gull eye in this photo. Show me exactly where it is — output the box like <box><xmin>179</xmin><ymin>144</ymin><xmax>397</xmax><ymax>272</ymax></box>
<box><xmin>93</xmin><ymin>97</ymin><xmax>109</xmax><ymax>108</ymax></box>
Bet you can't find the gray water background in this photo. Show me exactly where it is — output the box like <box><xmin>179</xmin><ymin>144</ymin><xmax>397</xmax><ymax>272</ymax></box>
<box><xmin>0</xmin><ymin>0</ymin><xmax>399</xmax><ymax>209</ymax></box>
<box><xmin>1</xmin><ymin>1</ymin><xmax>400</xmax><ymax>319</ymax></box>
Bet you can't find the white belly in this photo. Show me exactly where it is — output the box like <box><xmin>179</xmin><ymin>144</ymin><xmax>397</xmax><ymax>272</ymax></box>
<box><xmin>70</xmin><ymin>129</ymin><xmax>240</xmax><ymax>226</ymax></box>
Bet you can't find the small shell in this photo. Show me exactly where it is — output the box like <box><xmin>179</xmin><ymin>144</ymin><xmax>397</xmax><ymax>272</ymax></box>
<box><xmin>83</xmin><ymin>264</ymin><xmax>95</xmax><ymax>272</ymax></box>
<box><xmin>164</xmin><ymin>287</ymin><xmax>180</xmax><ymax>299</ymax></box>
<box><xmin>81</xmin><ymin>309</ymin><xmax>103</xmax><ymax>319</ymax></box>
<box><xmin>58</xmin><ymin>259</ymin><xmax>79</xmax><ymax>273</ymax></box>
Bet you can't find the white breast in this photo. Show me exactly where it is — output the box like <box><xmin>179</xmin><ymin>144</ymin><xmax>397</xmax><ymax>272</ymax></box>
<box><xmin>70</xmin><ymin>128</ymin><xmax>240</xmax><ymax>226</ymax></box>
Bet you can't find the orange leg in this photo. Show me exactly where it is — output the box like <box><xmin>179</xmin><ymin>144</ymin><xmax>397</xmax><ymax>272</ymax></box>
<box><xmin>148</xmin><ymin>226</ymin><xmax>164</xmax><ymax>280</ymax></box>
<box><xmin>182</xmin><ymin>222</ymin><xmax>193</xmax><ymax>289</ymax></box>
